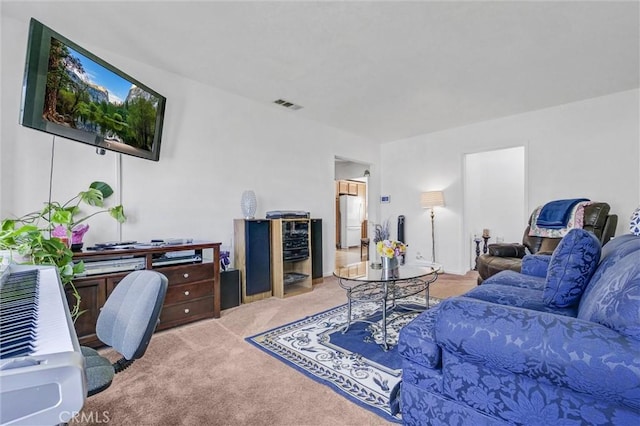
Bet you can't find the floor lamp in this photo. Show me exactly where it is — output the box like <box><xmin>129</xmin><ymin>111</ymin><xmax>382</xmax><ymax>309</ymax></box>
<box><xmin>421</xmin><ymin>191</ymin><xmax>445</xmax><ymax>263</ymax></box>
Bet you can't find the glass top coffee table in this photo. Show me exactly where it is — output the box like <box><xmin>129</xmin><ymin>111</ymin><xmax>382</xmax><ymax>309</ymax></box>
<box><xmin>334</xmin><ymin>261</ymin><xmax>441</xmax><ymax>350</ymax></box>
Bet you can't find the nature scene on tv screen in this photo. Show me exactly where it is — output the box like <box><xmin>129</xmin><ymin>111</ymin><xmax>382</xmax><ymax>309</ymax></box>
<box><xmin>43</xmin><ymin>37</ymin><xmax>160</xmax><ymax>151</ymax></box>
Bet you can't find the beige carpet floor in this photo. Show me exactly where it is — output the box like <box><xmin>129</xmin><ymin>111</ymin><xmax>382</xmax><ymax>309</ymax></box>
<box><xmin>76</xmin><ymin>272</ymin><xmax>477</xmax><ymax>426</ymax></box>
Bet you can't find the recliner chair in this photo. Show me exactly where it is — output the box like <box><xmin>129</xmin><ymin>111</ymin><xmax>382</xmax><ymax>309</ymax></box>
<box><xmin>82</xmin><ymin>270</ymin><xmax>168</xmax><ymax>396</ymax></box>
<box><xmin>476</xmin><ymin>202</ymin><xmax>617</xmax><ymax>284</ymax></box>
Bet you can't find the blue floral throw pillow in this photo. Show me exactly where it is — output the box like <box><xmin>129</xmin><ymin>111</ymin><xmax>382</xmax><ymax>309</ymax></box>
<box><xmin>543</xmin><ymin>228</ymin><xmax>601</xmax><ymax>307</ymax></box>
<box><xmin>631</xmin><ymin>206</ymin><xmax>640</xmax><ymax>235</ymax></box>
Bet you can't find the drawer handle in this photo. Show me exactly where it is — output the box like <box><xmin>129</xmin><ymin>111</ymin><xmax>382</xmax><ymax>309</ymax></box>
<box><xmin>184</xmin><ymin>308</ymin><xmax>190</xmax><ymax>314</ymax></box>
<box><xmin>183</xmin><ymin>273</ymin><xmax>189</xmax><ymax>278</ymax></box>
<box><xmin>184</xmin><ymin>291</ymin><xmax>190</xmax><ymax>296</ymax></box>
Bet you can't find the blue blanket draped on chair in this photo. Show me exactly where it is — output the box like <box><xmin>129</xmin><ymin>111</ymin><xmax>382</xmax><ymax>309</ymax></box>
<box><xmin>536</xmin><ymin>198</ymin><xmax>590</xmax><ymax>229</ymax></box>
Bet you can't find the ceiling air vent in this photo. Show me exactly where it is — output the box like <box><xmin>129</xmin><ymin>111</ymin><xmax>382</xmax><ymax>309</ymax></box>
<box><xmin>273</xmin><ymin>98</ymin><xmax>303</xmax><ymax>111</ymax></box>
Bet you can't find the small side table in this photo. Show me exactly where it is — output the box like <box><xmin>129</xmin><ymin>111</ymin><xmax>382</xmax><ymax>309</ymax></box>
<box><xmin>360</xmin><ymin>238</ymin><xmax>370</xmax><ymax>261</ymax></box>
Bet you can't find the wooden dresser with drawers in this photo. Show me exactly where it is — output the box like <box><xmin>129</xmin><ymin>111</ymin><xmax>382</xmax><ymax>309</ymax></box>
<box><xmin>69</xmin><ymin>241</ymin><xmax>220</xmax><ymax>347</ymax></box>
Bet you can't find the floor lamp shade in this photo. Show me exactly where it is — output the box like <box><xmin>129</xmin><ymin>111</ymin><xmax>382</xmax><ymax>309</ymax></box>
<box><xmin>421</xmin><ymin>191</ymin><xmax>445</xmax><ymax>263</ymax></box>
<box><xmin>420</xmin><ymin>191</ymin><xmax>445</xmax><ymax>209</ymax></box>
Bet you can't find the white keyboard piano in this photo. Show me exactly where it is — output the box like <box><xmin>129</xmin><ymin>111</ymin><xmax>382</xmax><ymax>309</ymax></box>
<box><xmin>0</xmin><ymin>264</ymin><xmax>86</xmax><ymax>425</ymax></box>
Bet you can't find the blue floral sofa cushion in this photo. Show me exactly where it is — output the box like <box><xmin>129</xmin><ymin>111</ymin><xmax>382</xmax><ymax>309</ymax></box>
<box><xmin>463</xmin><ymin>282</ymin><xmax>577</xmax><ymax>316</ymax></box>
<box><xmin>398</xmin><ymin>304</ymin><xmax>441</xmax><ymax>368</ymax></box>
<box><xmin>578</xmin><ymin>246</ymin><xmax>640</xmax><ymax>340</ymax></box>
<box><xmin>478</xmin><ymin>269</ymin><xmax>546</xmax><ymax>291</ymax></box>
<box><xmin>520</xmin><ymin>254</ymin><xmax>551</xmax><ymax>278</ymax></box>
<box><xmin>543</xmin><ymin>228</ymin><xmax>601</xmax><ymax>307</ymax></box>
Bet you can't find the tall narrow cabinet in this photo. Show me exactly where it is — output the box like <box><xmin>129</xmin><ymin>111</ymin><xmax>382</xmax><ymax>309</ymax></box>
<box><xmin>271</xmin><ymin>218</ymin><xmax>313</xmax><ymax>298</ymax></box>
<box><xmin>234</xmin><ymin>219</ymin><xmax>272</xmax><ymax>303</ymax></box>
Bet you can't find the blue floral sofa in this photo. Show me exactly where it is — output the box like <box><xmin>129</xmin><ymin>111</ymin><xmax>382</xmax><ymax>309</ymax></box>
<box><xmin>398</xmin><ymin>230</ymin><xmax>640</xmax><ymax>425</ymax></box>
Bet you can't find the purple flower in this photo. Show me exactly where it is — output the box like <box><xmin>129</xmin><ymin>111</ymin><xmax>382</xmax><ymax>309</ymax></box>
<box><xmin>71</xmin><ymin>224</ymin><xmax>90</xmax><ymax>243</ymax></box>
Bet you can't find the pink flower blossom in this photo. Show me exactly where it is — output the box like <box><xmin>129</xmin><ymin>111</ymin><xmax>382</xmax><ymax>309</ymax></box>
<box><xmin>51</xmin><ymin>224</ymin><xmax>90</xmax><ymax>243</ymax></box>
<box><xmin>52</xmin><ymin>225</ymin><xmax>67</xmax><ymax>238</ymax></box>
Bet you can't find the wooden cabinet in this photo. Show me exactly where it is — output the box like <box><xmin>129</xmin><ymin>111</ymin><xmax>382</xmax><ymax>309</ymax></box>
<box><xmin>235</xmin><ymin>218</ymin><xmax>317</xmax><ymax>301</ymax></box>
<box><xmin>337</xmin><ymin>179</ymin><xmax>359</xmax><ymax>195</ymax></box>
<box><xmin>70</xmin><ymin>241</ymin><xmax>220</xmax><ymax>347</ymax></box>
<box><xmin>271</xmin><ymin>218</ymin><xmax>312</xmax><ymax>298</ymax></box>
<box><xmin>153</xmin><ymin>262</ymin><xmax>216</xmax><ymax>331</ymax></box>
<box><xmin>66</xmin><ymin>277</ymin><xmax>108</xmax><ymax>346</ymax></box>
<box><xmin>66</xmin><ymin>273</ymin><xmax>130</xmax><ymax>347</ymax></box>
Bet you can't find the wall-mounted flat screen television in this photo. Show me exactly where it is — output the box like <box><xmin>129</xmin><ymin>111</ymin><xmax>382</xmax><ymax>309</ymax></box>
<box><xmin>20</xmin><ymin>18</ymin><xmax>166</xmax><ymax>161</ymax></box>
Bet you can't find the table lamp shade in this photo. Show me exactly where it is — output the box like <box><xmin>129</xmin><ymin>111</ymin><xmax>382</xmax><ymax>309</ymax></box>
<box><xmin>421</xmin><ymin>191</ymin><xmax>445</xmax><ymax>209</ymax></box>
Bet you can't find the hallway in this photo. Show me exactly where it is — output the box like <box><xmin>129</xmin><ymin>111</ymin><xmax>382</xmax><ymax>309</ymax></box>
<box><xmin>334</xmin><ymin>246</ymin><xmax>365</xmax><ymax>269</ymax></box>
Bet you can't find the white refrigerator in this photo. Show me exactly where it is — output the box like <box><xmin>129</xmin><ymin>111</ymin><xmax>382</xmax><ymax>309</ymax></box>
<box><xmin>339</xmin><ymin>195</ymin><xmax>362</xmax><ymax>248</ymax></box>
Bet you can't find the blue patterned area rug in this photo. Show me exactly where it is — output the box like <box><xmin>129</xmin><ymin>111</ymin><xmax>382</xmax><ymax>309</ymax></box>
<box><xmin>246</xmin><ymin>296</ymin><xmax>440</xmax><ymax>423</ymax></box>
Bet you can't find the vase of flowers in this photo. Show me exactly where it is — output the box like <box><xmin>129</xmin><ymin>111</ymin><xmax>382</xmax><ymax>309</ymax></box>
<box><xmin>381</xmin><ymin>255</ymin><xmax>399</xmax><ymax>271</ymax></box>
<box><xmin>377</xmin><ymin>239</ymin><xmax>406</xmax><ymax>279</ymax></box>
<box><xmin>371</xmin><ymin>219</ymin><xmax>391</xmax><ymax>268</ymax></box>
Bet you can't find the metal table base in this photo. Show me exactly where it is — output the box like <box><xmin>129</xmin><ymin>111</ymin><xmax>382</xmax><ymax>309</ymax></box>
<box><xmin>335</xmin><ymin>262</ymin><xmax>440</xmax><ymax>350</ymax></box>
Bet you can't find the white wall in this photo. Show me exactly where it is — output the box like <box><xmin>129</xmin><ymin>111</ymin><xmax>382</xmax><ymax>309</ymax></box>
<box><xmin>0</xmin><ymin>14</ymin><xmax>379</xmax><ymax>276</ymax></box>
<box><xmin>380</xmin><ymin>89</ymin><xmax>640</xmax><ymax>274</ymax></box>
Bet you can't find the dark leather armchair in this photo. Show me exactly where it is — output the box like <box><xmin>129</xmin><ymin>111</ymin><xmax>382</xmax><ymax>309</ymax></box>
<box><xmin>476</xmin><ymin>202</ymin><xmax>617</xmax><ymax>284</ymax></box>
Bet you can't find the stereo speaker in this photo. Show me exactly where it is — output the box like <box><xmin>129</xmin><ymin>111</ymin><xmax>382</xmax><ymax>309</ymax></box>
<box><xmin>311</xmin><ymin>218</ymin><xmax>323</xmax><ymax>280</ymax></box>
<box><xmin>221</xmin><ymin>269</ymin><xmax>241</xmax><ymax>310</ymax></box>
<box><xmin>398</xmin><ymin>215</ymin><xmax>406</xmax><ymax>243</ymax></box>
<box><xmin>244</xmin><ymin>220</ymin><xmax>271</xmax><ymax>295</ymax></box>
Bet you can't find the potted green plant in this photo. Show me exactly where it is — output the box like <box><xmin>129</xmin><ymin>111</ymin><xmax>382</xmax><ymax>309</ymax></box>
<box><xmin>22</xmin><ymin>181</ymin><xmax>125</xmax><ymax>250</ymax></box>
<box><xmin>0</xmin><ymin>181</ymin><xmax>126</xmax><ymax>318</ymax></box>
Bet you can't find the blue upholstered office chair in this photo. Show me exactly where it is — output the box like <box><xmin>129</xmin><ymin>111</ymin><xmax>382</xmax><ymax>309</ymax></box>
<box><xmin>81</xmin><ymin>270</ymin><xmax>168</xmax><ymax>397</ymax></box>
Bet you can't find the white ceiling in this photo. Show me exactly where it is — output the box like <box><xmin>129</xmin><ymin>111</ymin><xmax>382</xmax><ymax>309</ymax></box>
<box><xmin>3</xmin><ymin>1</ymin><xmax>639</xmax><ymax>143</ymax></box>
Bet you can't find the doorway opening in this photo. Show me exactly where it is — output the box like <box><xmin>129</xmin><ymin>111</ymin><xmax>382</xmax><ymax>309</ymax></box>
<box><xmin>463</xmin><ymin>146</ymin><xmax>526</xmax><ymax>271</ymax></box>
<box><xmin>334</xmin><ymin>157</ymin><xmax>370</xmax><ymax>269</ymax></box>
